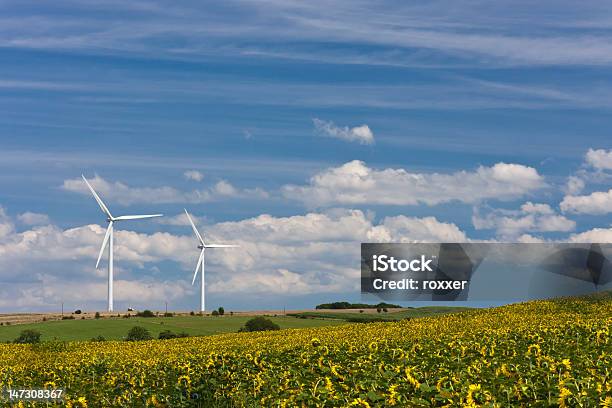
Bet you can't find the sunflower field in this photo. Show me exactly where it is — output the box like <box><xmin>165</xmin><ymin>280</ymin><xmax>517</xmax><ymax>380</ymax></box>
<box><xmin>1</xmin><ymin>293</ymin><xmax>611</xmax><ymax>407</ymax></box>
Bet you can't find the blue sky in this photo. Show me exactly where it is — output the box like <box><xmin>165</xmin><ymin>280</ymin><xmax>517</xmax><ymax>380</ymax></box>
<box><xmin>0</xmin><ymin>0</ymin><xmax>611</xmax><ymax>312</ymax></box>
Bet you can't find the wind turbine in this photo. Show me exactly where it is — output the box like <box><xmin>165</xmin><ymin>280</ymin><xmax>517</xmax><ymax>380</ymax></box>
<box><xmin>82</xmin><ymin>175</ymin><xmax>163</xmax><ymax>312</ymax></box>
<box><xmin>184</xmin><ymin>209</ymin><xmax>238</xmax><ymax>312</ymax></box>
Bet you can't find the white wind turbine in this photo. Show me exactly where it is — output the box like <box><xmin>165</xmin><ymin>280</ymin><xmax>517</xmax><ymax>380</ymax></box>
<box><xmin>184</xmin><ymin>209</ymin><xmax>238</xmax><ymax>312</ymax></box>
<box><xmin>82</xmin><ymin>175</ymin><xmax>163</xmax><ymax>312</ymax></box>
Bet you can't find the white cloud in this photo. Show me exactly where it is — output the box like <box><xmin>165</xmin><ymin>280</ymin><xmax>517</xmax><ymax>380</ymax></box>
<box><xmin>585</xmin><ymin>148</ymin><xmax>612</xmax><ymax>170</ymax></box>
<box><xmin>560</xmin><ymin>189</ymin><xmax>612</xmax><ymax>215</ymax></box>
<box><xmin>283</xmin><ymin>160</ymin><xmax>545</xmax><ymax>207</ymax></box>
<box><xmin>565</xmin><ymin>175</ymin><xmax>585</xmax><ymax>195</ymax></box>
<box><xmin>17</xmin><ymin>212</ymin><xmax>51</xmax><ymax>226</ymax></box>
<box><xmin>0</xmin><ymin>207</ymin><xmax>469</xmax><ymax>308</ymax></box>
<box><xmin>313</xmin><ymin>118</ymin><xmax>374</xmax><ymax>145</ymax></box>
<box><xmin>367</xmin><ymin>216</ymin><xmax>467</xmax><ymax>243</ymax></box>
<box><xmin>183</xmin><ymin>170</ymin><xmax>204</xmax><ymax>181</ymax></box>
<box><xmin>63</xmin><ymin>175</ymin><xmax>268</xmax><ymax>206</ymax></box>
<box><xmin>568</xmin><ymin>227</ymin><xmax>612</xmax><ymax>243</ymax></box>
<box><xmin>473</xmin><ymin>202</ymin><xmax>575</xmax><ymax>239</ymax></box>
<box><xmin>156</xmin><ymin>212</ymin><xmax>206</xmax><ymax>226</ymax></box>
<box><xmin>0</xmin><ymin>206</ymin><xmax>14</xmax><ymax>240</ymax></box>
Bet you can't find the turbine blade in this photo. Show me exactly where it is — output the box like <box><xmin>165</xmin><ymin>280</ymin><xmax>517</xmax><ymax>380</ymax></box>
<box><xmin>184</xmin><ymin>209</ymin><xmax>204</xmax><ymax>244</ymax></box>
<box><xmin>82</xmin><ymin>175</ymin><xmax>113</xmax><ymax>219</ymax></box>
<box><xmin>96</xmin><ymin>222</ymin><xmax>113</xmax><ymax>269</ymax></box>
<box><xmin>113</xmin><ymin>214</ymin><xmax>163</xmax><ymax>221</ymax></box>
<box><xmin>192</xmin><ymin>250</ymin><xmax>204</xmax><ymax>285</ymax></box>
<box><xmin>204</xmin><ymin>244</ymin><xmax>239</xmax><ymax>248</ymax></box>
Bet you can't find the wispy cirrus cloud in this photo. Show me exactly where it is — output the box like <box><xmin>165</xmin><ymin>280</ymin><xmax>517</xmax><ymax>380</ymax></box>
<box><xmin>5</xmin><ymin>1</ymin><xmax>612</xmax><ymax>67</ymax></box>
<box><xmin>62</xmin><ymin>175</ymin><xmax>268</xmax><ymax>206</ymax></box>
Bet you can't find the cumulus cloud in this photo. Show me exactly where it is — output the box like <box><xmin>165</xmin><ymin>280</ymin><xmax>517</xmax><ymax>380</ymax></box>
<box><xmin>473</xmin><ymin>202</ymin><xmax>575</xmax><ymax>239</ymax></box>
<box><xmin>313</xmin><ymin>118</ymin><xmax>374</xmax><ymax>145</ymax></box>
<box><xmin>568</xmin><ymin>227</ymin><xmax>612</xmax><ymax>243</ymax></box>
<box><xmin>63</xmin><ymin>175</ymin><xmax>268</xmax><ymax>206</ymax></box>
<box><xmin>17</xmin><ymin>212</ymin><xmax>50</xmax><ymax>226</ymax></box>
<box><xmin>183</xmin><ymin>170</ymin><xmax>204</xmax><ymax>181</ymax></box>
<box><xmin>560</xmin><ymin>189</ymin><xmax>612</xmax><ymax>215</ymax></box>
<box><xmin>0</xmin><ymin>207</ymin><xmax>469</xmax><ymax>309</ymax></box>
<box><xmin>585</xmin><ymin>148</ymin><xmax>612</xmax><ymax>170</ymax></box>
<box><xmin>283</xmin><ymin>160</ymin><xmax>545</xmax><ymax>207</ymax></box>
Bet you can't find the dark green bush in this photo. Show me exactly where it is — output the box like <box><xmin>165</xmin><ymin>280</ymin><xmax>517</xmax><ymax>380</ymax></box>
<box><xmin>14</xmin><ymin>329</ymin><xmax>42</xmax><ymax>344</ymax></box>
<box><xmin>91</xmin><ymin>335</ymin><xmax>106</xmax><ymax>342</ymax></box>
<box><xmin>95</xmin><ymin>312</ymin><xmax>101</xmax><ymax>319</ymax></box>
<box><xmin>218</xmin><ymin>307</ymin><xmax>225</xmax><ymax>316</ymax></box>
<box><xmin>211</xmin><ymin>310</ymin><xmax>219</xmax><ymax>316</ymax></box>
<box><xmin>239</xmin><ymin>317</ymin><xmax>280</xmax><ymax>332</ymax></box>
<box><xmin>136</xmin><ymin>309</ymin><xmax>155</xmax><ymax>318</ymax></box>
<box><xmin>125</xmin><ymin>326</ymin><xmax>152</xmax><ymax>341</ymax></box>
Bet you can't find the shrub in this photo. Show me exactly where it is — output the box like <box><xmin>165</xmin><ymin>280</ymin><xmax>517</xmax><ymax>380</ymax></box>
<box><xmin>158</xmin><ymin>330</ymin><xmax>189</xmax><ymax>340</ymax></box>
<box><xmin>126</xmin><ymin>326</ymin><xmax>152</xmax><ymax>341</ymax></box>
<box><xmin>14</xmin><ymin>329</ymin><xmax>42</xmax><ymax>344</ymax></box>
<box><xmin>136</xmin><ymin>310</ymin><xmax>155</xmax><ymax>318</ymax></box>
<box><xmin>91</xmin><ymin>335</ymin><xmax>106</xmax><ymax>342</ymax></box>
<box><xmin>211</xmin><ymin>310</ymin><xmax>219</xmax><ymax>316</ymax></box>
<box><xmin>239</xmin><ymin>317</ymin><xmax>280</xmax><ymax>333</ymax></box>
<box><xmin>62</xmin><ymin>315</ymin><xmax>75</xmax><ymax>320</ymax></box>
<box><xmin>190</xmin><ymin>311</ymin><xmax>195</xmax><ymax>316</ymax></box>
<box><xmin>359</xmin><ymin>310</ymin><xmax>364</xmax><ymax>313</ymax></box>
<box><xmin>163</xmin><ymin>312</ymin><xmax>174</xmax><ymax>317</ymax></box>
<box><xmin>230</xmin><ymin>311</ymin><xmax>234</xmax><ymax>316</ymax></box>
<box><xmin>95</xmin><ymin>312</ymin><xmax>101</xmax><ymax>319</ymax></box>
<box><xmin>74</xmin><ymin>309</ymin><xmax>82</xmax><ymax>314</ymax></box>
<box><xmin>218</xmin><ymin>307</ymin><xmax>225</xmax><ymax>316</ymax></box>
<box><xmin>383</xmin><ymin>308</ymin><xmax>388</xmax><ymax>313</ymax></box>
<box><xmin>376</xmin><ymin>308</ymin><xmax>381</xmax><ymax>313</ymax></box>
<box><xmin>42</xmin><ymin>317</ymin><xmax>47</xmax><ymax>321</ymax></box>
<box><xmin>81</xmin><ymin>316</ymin><xmax>85</xmax><ymax>320</ymax></box>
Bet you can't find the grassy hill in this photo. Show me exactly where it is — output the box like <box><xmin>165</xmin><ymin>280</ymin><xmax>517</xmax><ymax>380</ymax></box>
<box><xmin>0</xmin><ymin>315</ymin><xmax>345</xmax><ymax>342</ymax></box>
<box><xmin>0</xmin><ymin>306</ymin><xmax>471</xmax><ymax>342</ymax></box>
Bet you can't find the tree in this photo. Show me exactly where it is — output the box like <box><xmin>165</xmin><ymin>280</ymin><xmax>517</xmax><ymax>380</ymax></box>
<box><xmin>218</xmin><ymin>307</ymin><xmax>225</xmax><ymax>316</ymax></box>
<box><xmin>126</xmin><ymin>326</ymin><xmax>152</xmax><ymax>341</ymax></box>
<box><xmin>136</xmin><ymin>309</ymin><xmax>155</xmax><ymax>318</ymax></box>
<box><xmin>14</xmin><ymin>329</ymin><xmax>42</xmax><ymax>344</ymax></box>
<box><xmin>376</xmin><ymin>308</ymin><xmax>382</xmax><ymax>313</ymax></box>
<box><xmin>95</xmin><ymin>312</ymin><xmax>101</xmax><ymax>319</ymax></box>
<box><xmin>211</xmin><ymin>310</ymin><xmax>219</xmax><ymax>316</ymax></box>
<box><xmin>239</xmin><ymin>317</ymin><xmax>280</xmax><ymax>332</ymax></box>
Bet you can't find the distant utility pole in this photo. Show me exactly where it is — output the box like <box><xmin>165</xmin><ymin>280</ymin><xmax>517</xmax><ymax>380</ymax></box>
<box><xmin>61</xmin><ymin>302</ymin><xmax>64</xmax><ymax>317</ymax></box>
<box><xmin>165</xmin><ymin>301</ymin><xmax>168</xmax><ymax>315</ymax></box>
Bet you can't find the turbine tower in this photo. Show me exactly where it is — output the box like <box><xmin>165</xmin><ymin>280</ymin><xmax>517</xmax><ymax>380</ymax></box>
<box><xmin>184</xmin><ymin>209</ymin><xmax>238</xmax><ymax>312</ymax></box>
<box><xmin>82</xmin><ymin>175</ymin><xmax>162</xmax><ymax>312</ymax></box>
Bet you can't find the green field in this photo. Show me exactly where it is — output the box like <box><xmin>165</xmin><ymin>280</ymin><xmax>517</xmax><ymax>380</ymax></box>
<box><xmin>289</xmin><ymin>306</ymin><xmax>473</xmax><ymax>321</ymax></box>
<box><xmin>0</xmin><ymin>315</ymin><xmax>346</xmax><ymax>342</ymax></box>
<box><xmin>0</xmin><ymin>306</ymin><xmax>471</xmax><ymax>342</ymax></box>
